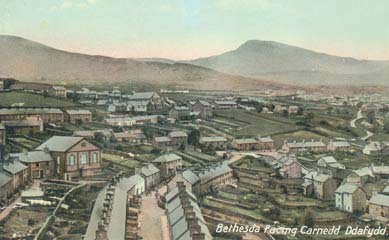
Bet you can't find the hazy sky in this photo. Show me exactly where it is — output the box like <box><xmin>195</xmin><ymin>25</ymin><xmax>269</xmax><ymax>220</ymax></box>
<box><xmin>0</xmin><ymin>0</ymin><xmax>388</xmax><ymax>60</ymax></box>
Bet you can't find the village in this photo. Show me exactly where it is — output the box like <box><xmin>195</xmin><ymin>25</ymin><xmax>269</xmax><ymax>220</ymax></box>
<box><xmin>0</xmin><ymin>77</ymin><xmax>389</xmax><ymax>240</ymax></box>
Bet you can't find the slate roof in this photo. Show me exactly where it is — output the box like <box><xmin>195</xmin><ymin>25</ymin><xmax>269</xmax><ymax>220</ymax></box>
<box><xmin>36</xmin><ymin>136</ymin><xmax>84</xmax><ymax>152</ymax></box>
<box><xmin>0</xmin><ymin>108</ymin><xmax>63</xmax><ymax>115</ymax></box>
<box><xmin>11</xmin><ymin>151</ymin><xmax>53</xmax><ymax>163</ymax></box>
<box><xmin>234</xmin><ymin>138</ymin><xmax>258</xmax><ymax>145</ymax></box>
<box><xmin>369</xmin><ymin>194</ymin><xmax>389</xmax><ymax>207</ymax></box>
<box><xmin>140</xmin><ymin>164</ymin><xmax>159</xmax><ymax>177</ymax></box>
<box><xmin>0</xmin><ymin>171</ymin><xmax>11</xmax><ymax>187</ymax></box>
<box><xmin>182</xmin><ymin>170</ymin><xmax>200</xmax><ymax>185</ymax></box>
<box><xmin>336</xmin><ymin>183</ymin><xmax>360</xmax><ymax>194</ymax></box>
<box><xmin>154</xmin><ymin>136</ymin><xmax>172</xmax><ymax>143</ymax></box>
<box><xmin>198</xmin><ymin>161</ymin><xmax>232</xmax><ymax>184</ymax></box>
<box><xmin>200</xmin><ymin>136</ymin><xmax>228</xmax><ymax>143</ymax></box>
<box><xmin>169</xmin><ymin>131</ymin><xmax>188</xmax><ymax>138</ymax></box>
<box><xmin>0</xmin><ymin>123</ymin><xmax>5</xmax><ymax>130</ymax></box>
<box><xmin>127</xmin><ymin>92</ymin><xmax>156</xmax><ymax>100</ymax></box>
<box><xmin>2</xmin><ymin>160</ymin><xmax>27</xmax><ymax>174</ymax></box>
<box><xmin>320</xmin><ymin>156</ymin><xmax>337</xmax><ymax>164</ymax></box>
<box><xmin>66</xmin><ymin>109</ymin><xmax>92</xmax><ymax>115</ymax></box>
<box><xmin>153</xmin><ymin>153</ymin><xmax>182</xmax><ymax>163</ymax></box>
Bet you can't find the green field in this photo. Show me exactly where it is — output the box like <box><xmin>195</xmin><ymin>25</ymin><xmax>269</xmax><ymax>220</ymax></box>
<box><xmin>0</xmin><ymin>92</ymin><xmax>78</xmax><ymax>107</ymax></box>
<box><xmin>102</xmin><ymin>153</ymin><xmax>140</xmax><ymax>168</ymax></box>
<box><xmin>214</xmin><ymin>109</ymin><xmax>300</xmax><ymax>137</ymax></box>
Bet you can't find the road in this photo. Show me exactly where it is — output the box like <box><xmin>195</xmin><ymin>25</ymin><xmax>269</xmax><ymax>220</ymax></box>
<box><xmin>350</xmin><ymin>109</ymin><xmax>363</xmax><ymax>128</ymax></box>
<box><xmin>139</xmin><ymin>189</ymin><xmax>168</xmax><ymax>240</ymax></box>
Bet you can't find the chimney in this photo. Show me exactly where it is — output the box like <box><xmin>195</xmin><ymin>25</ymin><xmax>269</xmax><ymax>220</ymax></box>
<box><xmin>43</xmin><ymin>145</ymin><xmax>50</xmax><ymax>153</ymax></box>
<box><xmin>192</xmin><ymin>233</ymin><xmax>206</xmax><ymax>240</ymax></box>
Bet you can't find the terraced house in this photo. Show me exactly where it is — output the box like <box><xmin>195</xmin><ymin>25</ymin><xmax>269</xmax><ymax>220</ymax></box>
<box><xmin>11</xmin><ymin>150</ymin><xmax>54</xmax><ymax>179</ymax></box>
<box><xmin>0</xmin><ymin>108</ymin><xmax>64</xmax><ymax>123</ymax></box>
<box><xmin>152</xmin><ymin>153</ymin><xmax>182</xmax><ymax>178</ymax></box>
<box><xmin>36</xmin><ymin>136</ymin><xmax>102</xmax><ymax>180</ymax></box>
<box><xmin>65</xmin><ymin>109</ymin><xmax>92</xmax><ymax>124</ymax></box>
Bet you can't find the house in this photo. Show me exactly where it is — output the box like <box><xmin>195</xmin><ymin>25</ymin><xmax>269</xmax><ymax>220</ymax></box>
<box><xmin>0</xmin><ymin>108</ymin><xmax>64</xmax><ymax>123</ymax></box>
<box><xmin>36</xmin><ymin>136</ymin><xmax>102</xmax><ymax>180</ymax></box>
<box><xmin>275</xmin><ymin>155</ymin><xmax>303</xmax><ymax>179</ymax></box>
<box><xmin>2</xmin><ymin>118</ymin><xmax>44</xmax><ymax>134</ymax></box>
<box><xmin>136</xmin><ymin>163</ymin><xmax>160</xmax><ymax>191</ymax></box>
<box><xmin>327</xmin><ymin>139</ymin><xmax>352</xmax><ymax>152</ymax></box>
<box><xmin>303</xmin><ymin>171</ymin><xmax>337</xmax><ymax>200</ymax></box>
<box><xmin>199</xmin><ymin>136</ymin><xmax>228</xmax><ymax>150</ymax></box>
<box><xmin>363</xmin><ymin>142</ymin><xmax>389</xmax><ymax>156</ymax></box>
<box><xmin>169</xmin><ymin>106</ymin><xmax>191</xmax><ymax>121</ymax></box>
<box><xmin>282</xmin><ymin>139</ymin><xmax>327</xmax><ymax>153</ymax></box>
<box><xmin>11</xmin><ymin>151</ymin><xmax>54</xmax><ymax>179</ymax></box>
<box><xmin>288</xmin><ymin>106</ymin><xmax>299</xmax><ymax>114</ymax></box>
<box><xmin>1</xmin><ymin>157</ymin><xmax>28</xmax><ymax>189</ymax></box>
<box><xmin>165</xmin><ymin>182</ymin><xmax>212</xmax><ymax>240</ymax></box>
<box><xmin>167</xmin><ymin>169</ymin><xmax>201</xmax><ymax>197</ymax></box>
<box><xmin>213</xmin><ymin>100</ymin><xmax>237</xmax><ymax>109</ymax></box>
<box><xmin>0</xmin><ymin>171</ymin><xmax>13</xmax><ymax>202</ymax></box>
<box><xmin>198</xmin><ymin>161</ymin><xmax>233</xmax><ymax>194</ymax></box>
<box><xmin>0</xmin><ymin>78</ymin><xmax>18</xmax><ymax>91</ymax></box>
<box><xmin>104</xmin><ymin>117</ymin><xmax>136</xmax><ymax>126</ymax></box>
<box><xmin>346</xmin><ymin>167</ymin><xmax>375</xmax><ymax>185</ymax></box>
<box><xmin>49</xmin><ymin>86</ymin><xmax>67</xmax><ymax>98</ymax></box>
<box><xmin>65</xmin><ymin>110</ymin><xmax>92</xmax><ymax>124</ymax></box>
<box><xmin>154</xmin><ymin>136</ymin><xmax>173</xmax><ymax>149</ymax></box>
<box><xmin>152</xmin><ymin>153</ymin><xmax>182</xmax><ymax>178</ymax></box>
<box><xmin>10</xmin><ymin>82</ymin><xmax>52</xmax><ymax>93</ymax></box>
<box><xmin>168</xmin><ymin>131</ymin><xmax>188</xmax><ymax>148</ymax></box>
<box><xmin>127</xmin><ymin>92</ymin><xmax>163</xmax><ymax>110</ymax></box>
<box><xmin>107</xmin><ymin>103</ymin><xmax>127</xmax><ymax>113</ymax></box>
<box><xmin>232</xmin><ymin>136</ymin><xmax>274</xmax><ymax>151</ymax></box>
<box><xmin>274</xmin><ymin>105</ymin><xmax>287</xmax><ymax>114</ymax></box>
<box><xmin>317</xmin><ymin>156</ymin><xmax>345</xmax><ymax>170</ymax></box>
<box><xmin>335</xmin><ymin>183</ymin><xmax>366</xmax><ymax>213</ymax></box>
<box><xmin>189</xmin><ymin>100</ymin><xmax>213</xmax><ymax>119</ymax></box>
<box><xmin>127</xmin><ymin>100</ymin><xmax>150</xmax><ymax>113</ymax></box>
<box><xmin>368</xmin><ymin>194</ymin><xmax>389</xmax><ymax>219</ymax></box>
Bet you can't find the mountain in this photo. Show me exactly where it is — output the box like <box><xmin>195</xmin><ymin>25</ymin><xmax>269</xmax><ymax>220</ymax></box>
<box><xmin>187</xmin><ymin>40</ymin><xmax>389</xmax><ymax>86</ymax></box>
<box><xmin>0</xmin><ymin>35</ymin><xmax>270</xmax><ymax>91</ymax></box>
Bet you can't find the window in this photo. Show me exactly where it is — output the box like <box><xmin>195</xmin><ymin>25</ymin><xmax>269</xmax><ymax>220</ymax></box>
<box><xmin>36</xmin><ymin>163</ymin><xmax>39</xmax><ymax>167</ymax></box>
<box><xmin>81</xmin><ymin>142</ymin><xmax>87</xmax><ymax>147</ymax></box>
<box><xmin>80</xmin><ymin>153</ymin><xmax>88</xmax><ymax>164</ymax></box>
<box><xmin>92</xmin><ymin>152</ymin><xmax>98</xmax><ymax>163</ymax></box>
<box><xmin>69</xmin><ymin>155</ymin><xmax>75</xmax><ymax>166</ymax></box>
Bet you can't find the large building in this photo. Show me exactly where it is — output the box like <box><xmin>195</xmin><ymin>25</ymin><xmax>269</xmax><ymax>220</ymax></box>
<box><xmin>0</xmin><ymin>108</ymin><xmax>64</xmax><ymax>123</ymax></box>
<box><xmin>198</xmin><ymin>162</ymin><xmax>233</xmax><ymax>194</ymax></box>
<box><xmin>36</xmin><ymin>136</ymin><xmax>102</xmax><ymax>180</ymax></box>
<box><xmin>282</xmin><ymin>139</ymin><xmax>327</xmax><ymax>153</ymax></box>
<box><xmin>232</xmin><ymin>136</ymin><xmax>275</xmax><ymax>151</ymax></box>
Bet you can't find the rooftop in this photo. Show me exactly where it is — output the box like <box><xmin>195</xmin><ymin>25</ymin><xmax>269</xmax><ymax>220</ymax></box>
<box><xmin>36</xmin><ymin>136</ymin><xmax>85</xmax><ymax>152</ymax></box>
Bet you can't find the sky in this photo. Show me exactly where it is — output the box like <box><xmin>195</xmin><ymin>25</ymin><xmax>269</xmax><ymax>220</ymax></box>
<box><xmin>0</xmin><ymin>0</ymin><xmax>388</xmax><ymax>60</ymax></box>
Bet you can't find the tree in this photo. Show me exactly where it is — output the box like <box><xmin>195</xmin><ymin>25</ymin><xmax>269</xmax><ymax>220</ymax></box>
<box><xmin>188</xmin><ymin>129</ymin><xmax>200</xmax><ymax>146</ymax></box>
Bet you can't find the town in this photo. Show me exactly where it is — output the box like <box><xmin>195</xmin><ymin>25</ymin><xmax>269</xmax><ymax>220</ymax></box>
<box><xmin>0</xmin><ymin>77</ymin><xmax>388</xmax><ymax>240</ymax></box>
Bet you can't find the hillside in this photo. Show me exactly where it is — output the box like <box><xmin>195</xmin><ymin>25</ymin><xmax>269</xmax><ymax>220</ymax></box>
<box><xmin>0</xmin><ymin>35</ymin><xmax>269</xmax><ymax>91</ymax></box>
<box><xmin>187</xmin><ymin>40</ymin><xmax>389</xmax><ymax>86</ymax></box>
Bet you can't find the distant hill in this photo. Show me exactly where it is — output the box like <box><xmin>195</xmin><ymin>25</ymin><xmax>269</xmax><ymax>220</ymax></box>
<box><xmin>0</xmin><ymin>35</ymin><xmax>269</xmax><ymax>91</ymax></box>
<box><xmin>186</xmin><ymin>40</ymin><xmax>389</xmax><ymax>86</ymax></box>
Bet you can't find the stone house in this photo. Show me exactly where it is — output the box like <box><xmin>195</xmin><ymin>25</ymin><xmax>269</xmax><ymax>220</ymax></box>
<box><xmin>368</xmin><ymin>194</ymin><xmax>389</xmax><ymax>219</ymax></box>
<box><xmin>199</xmin><ymin>136</ymin><xmax>228</xmax><ymax>150</ymax></box>
<box><xmin>0</xmin><ymin>171</ymin><xmax>13</xmax><ymax>202</ymax></box>
<box><xmin>11</xmin><ymin>150</ymin><xmax>54</xmax><ymax>179</ymax></box>
<box><xmin>137</xmin><ymin>163</ymin><xmax>160</xmax><ymax>191</ymax></box>
<box><xmin>49</xmin><ymin>86</ymin><xmax>67</xmax><ymax>98</ymax></box>
<box><xmin>1</xmin><ymin>157</ymin><xmax>28</xmax><ymax>189</ymax></box>
<box><xmin>303</xmin><ymin>172</ymin><xmax>338</xmax><ymax>200</ymax></box>
<box><xmin>36</xmin><ymin>136</ymin><xmax>102</xmax><ymax>180</ymax></box>
<box><xmin>167</xmin><ymin>169</ymin><xmax>201</xmax><ymax>197</ymax></box>
<box><xmin>198</xmin><ymin>162</ymin><xmax>233</xmax><ymax>194</ymax></box>
<box><xmin>152</xmin><ymin>153</ymin><xmax>182</xmax><ymax>178</ymax></box>
<box><xmin>335</xmin><ymin>183</ymin><xmax>366</xmax><ymax>213</ymax></box>
<box><xmin>65</xmin><ymin>110</ymin><xmax>92</xmax><ymax>124</ymax></box>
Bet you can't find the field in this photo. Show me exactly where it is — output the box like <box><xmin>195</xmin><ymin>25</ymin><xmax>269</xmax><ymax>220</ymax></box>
<box><xmin>213</xmin><ymin>109</ymin><xmax>300</xmax><ymax>137</ymax></box>
<box><xmin>0</xmin><ymin>92</ymin><xmax>78</xmax><ymax>107</ymax></box>
<box><xmin>102</xmin><ymin>153</ymin><xmax>141</xmax><ymax>168</ymax></box>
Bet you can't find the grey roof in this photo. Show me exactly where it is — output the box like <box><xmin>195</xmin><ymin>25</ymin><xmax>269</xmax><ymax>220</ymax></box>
<box><xmin>36</xmin><ymin>136</ymin><xmax>84</xmax><ymax>152</ymax></box>
<box><xmin>214</xmin><ymin>100</ymin><xmax>237</xmax><ymax>105</ymax></box>
<box><xmin>336</xmin><ymin>183</ymin><xmax>360</xmax><ymax>194</ymax></box>
<box><xmin>182</xmin><ymin>170</ymin><xmax>200</xmax><ymax>185</ymax></box>
<box><xmin>66</xmin><ymin>109</ymin><xmax>92</xmax><ymax>115</ymax></box>
<box><xmin>200</xmin><ymin>136</ymin><xmax>227</xmax><ymax>143</ymax></box>
<box><xmin>2</xmin><ymin>120</ymin><xmax>41</xmax><ymax>127</ymax></box>
<box><xmin>127</xmin><ymin>92</ymin><xmax>156</xmax><ymax>100</ymax></box>
<box><xmin>118</xmin><ymin>174</ymin><xmax>144</xmax><ymax>192</ymax></box>
<box><xmin>198</xmin><ymin>162</ymin><xmax>232</xmax><ymax>184</ymax></box>
<box><xmin>169</xmin><ymin>131</ymin><xmax>188</xmax><ymax>138</ymax></box>
<box><xmin>0</xmin><ymin>171</ymin><xmax>11</xmax><ymax>187</ymax></box>
<box><xmin>383</xmin><ymin>186</ymin><xmax>389</xmax><ymax>193</ymax></box>
<box><xmin>0</xmin><ymin>123</ymin><xmax>5</xmax><ymax>130</ymax></box>
<box><xmin>140</xmin><ymin>164</ymin><xmax>159</xmax><ymax>177</ymax></box>
<box><xmin>154</xmin><ymin>136</ymin><xmax>171</xmax><ymax>143</ymax></box>
<box><xmin>286</xmin><ymin>140</ymin><xmax>326</xmax><ymax>148</ymax></box>
<box><xmin>331</xmin><ymin>141</ymin><xmax>351</xmax><ymax>147</ymax></box>
<box><xmin>353</xmin><ymin>167</ymin><xmax>374</xmax><ymax>177</ymax></box>
<box><xmin>11</xmin><ymin>151</ymin><xmax>53</xmax><ymax>163</ymax></box>
<box><xmin>2</xmin><ymin>160</ymin><xmax>27</xmax><ymax>174</ymax></box>
<box><xmin>234</xmin><ymin>138</ymin><xmax>258</xmax><ymax>145</ymax></box>
<box><xmin>369</xmin><ymin>194</ymin><xmax>389</xmax><ymax>207</ymax></box>
<box><xmin>153</xmin><ymin>153</ymin><xmax>182</xmax><ymax>163</ymax></box>
<box><xmin>258</xmin><ymin>136</ymin><xmax>274</xmax><ymax>143</ymax></box>
<box><xmin>320</xmin><ymin>156</ymin><xmax>337</xmax><ymax>164</ymax></box>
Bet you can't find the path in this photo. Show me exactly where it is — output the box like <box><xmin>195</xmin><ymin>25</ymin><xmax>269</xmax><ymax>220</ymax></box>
<box><xmin>362</xmin><ymin>130</ymin><xmax>374</xmax><ymax>141</ymax></box>
<box><xmin>139</xmin><ymin>189</ymin><xmax>167</xmax><ymax>240</ymax></box>
<box><xmin>350</xmin><ymin>109</ymin><xmax>363</xmax><ymax>128</ymax></box>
